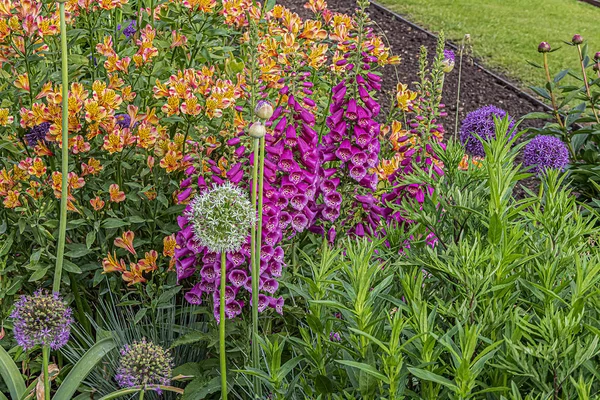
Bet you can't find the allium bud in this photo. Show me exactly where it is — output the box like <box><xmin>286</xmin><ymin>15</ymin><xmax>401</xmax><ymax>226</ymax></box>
<box><xmin>186</xmin><ymin>182</ymin><xmax>255</xmax><ymax>254</ymax></box>
<box><xmin>255</xmin><ymin>100</ymin><xmax>274</xmax><ymax>120</ymax></box>
<box><xmin>248</xmin><ymin>122</ymin><xmax>266</xmax><ymax>139</ymax></box>
<box><xmin>442</xmin><ymin>49</ymin><xmax>455</xmax><ymax>73</ymax></box>
<box><xmin>115</xmin><ymin>339</ymin><xmax>173</xmax><ymax>389</ymax></box>
<box><xmin>595</xmin><ymin>52</ymin><xmax>600</xmax><ymax>62</ymax></box>
<box><xmin>572</xmin><ymin>34</ymin><xmax>584</xmax><ymax>45</ymax></box>
<box><xmin>538</xmin><ymin>42</ymin><xmax>551</xmax><ymax>53</ymax></box>
<box><xmin>10</xmin><ymin>290</ymin><xmax>73</xmax><ymax>350</ymax></box>
<box><xmin>594</xmin><ymin>63</ymin><xmax>600</xmax><ymax>72</ymax></box>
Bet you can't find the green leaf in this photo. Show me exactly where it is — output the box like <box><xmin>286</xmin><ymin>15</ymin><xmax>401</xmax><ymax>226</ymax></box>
<box><xmin>182</xmin><ymin>377</ymin><xmax>221</xmax><ymax>400</ymax></box>
<box><xmin>335</xmin><ymin>360</ymin><xmax>389</xmax><ymax>384</ymax></box>
<box><xmin>315</xmin><ymin>374</ymin><xmax>334</xmax><ymax>394</ymax></box>
<box><xmin>0</xmin><ymin>235</ymin><xmax>13</xmax><ymax>257</ymax></box>
<box><xmin>171</xmin><ymin>331</ymin><xmax>212</xmax><ymax>348</ymax></box>
<box><xmin>63</xmin><ymin>260</ymin><xmax>82</xmax><ymax>274</ymax></box>
<box><xmin>101</xmin><ymin>219</ymin><xmax>130</xmax><ymax>229</ymax></box>
<box><xmin>65</xmin><ymin>244</ymin><xmax>92</xmax><ymax>258</ymax></box>
<box><xmin>408</xmin><ymin>367</ymin><xmax>458</xmax><ymax>391</ymax></box>
<box><xmin>0</xmin><ymin>345</ymin><xmax>26</xmax><ymax>400</ymax></box>
<box><xmin>53</xmin><ymin>337</ymin><xmax>116</xmax><ymax>400</ymax></box>
<box><xmin>28</xmin><ymin>266</ymin><xmax>49</xmax><ymax>282</ymax></box>
<box><xmin>86</xmin><ymin>231</ymin><xmax>96</xmax><ymax>249</ymax></box>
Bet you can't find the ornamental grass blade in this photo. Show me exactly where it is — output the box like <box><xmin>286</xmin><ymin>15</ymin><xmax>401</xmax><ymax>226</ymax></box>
<box><xmin>0</xmin><ymin>345</ymin><xmax>26</xmax><ymax>400</ymax></box>
<box><xmin>52</xmin><ymin>337</ymin><xmax>116</xmax><ymax>400</ymax></box>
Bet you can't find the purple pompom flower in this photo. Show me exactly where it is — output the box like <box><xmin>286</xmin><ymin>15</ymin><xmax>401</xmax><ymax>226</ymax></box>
<box><xmin>115</xmin><ymin>338</ymin><xmax>173</xmax><ymax>389</ymax></box>
<box><xmin>459</xmin><ymin>105</ymin><xmax>515</xmax><ymax>157</ymax></box>
<box><xmin>10</xmin><ymin>290</ymin><xmax>73</xmax><ymax>351</ymax></box>
<box><xmin>523</xmin><ymin>135</ymin><xmax>569</xmax><ymax>174</ymax></box>
<box><xmin>25</xmin><ymin>122</ymin><xmax>50</xmax><ymax>147</ymax></box>
<box><xmin>115</xmin><ymin>114</ymin><xmax>131</xmax><ymax>129</ymax></box>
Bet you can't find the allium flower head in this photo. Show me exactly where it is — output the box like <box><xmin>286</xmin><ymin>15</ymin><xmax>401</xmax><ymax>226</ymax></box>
<box><xmin>523</xmin><ymin>135</ymin><xmax>569</xmax><ymax>174</ymax></box>
<box><xmin>459</xmin><ymin>105</ymin><xmax>515</xmax><ymax>157</ymax></box>
<box><xmin>25</xmin><ymin>122</ymin><xmax>50</xmax><ymax>147</ymax></box>
<box><xmin>115</xmin><ymin>338</ymin><xmax>173</xmax><ymax>388</ymax></box>
<box><xmin>186</xmin><ymin>182</ymin><xmax>255</xmax><ymax>254</ymax></box>
<box><xmin>115</xmin><ymin>114</ymin><xmax>131</xmax><ymax>129</ymax></box>
<box><xmin>442</xmin><ymin>49</ymin><xmax>455</xmax><ymax>73</ymax></box>
<box><xmin>10</xmin><ymin>290</ymin><xmax>73</xmax><ymax>350</ymax></box>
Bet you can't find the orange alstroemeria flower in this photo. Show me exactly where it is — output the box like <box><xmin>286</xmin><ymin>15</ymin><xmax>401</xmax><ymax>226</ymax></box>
<box><xmin>122</xmin><ymin>263</ymin><xmax>147</xmax><ymax>285</ymax></box>
<box><xmin>114</xmin><ymin>230</ymin><xmax>136</xmax><ymax>256</ymax></box>
<box><xmin>139</xmin><ymin>250</ymin><xmax>158</xmax><ymax>272</ymax></box>
<box><xmin>163</xmin><ymin>234</ymin><xmax>177</xmax><ymax>257</ymax></box>
<box><xmin>109</xmin><ymin>184</ymin><xmax>126</xmax><ymax>202</ymax></box>
<box><xmin>90</xmin><ymin>196</ymin><xmax>105</xmax><ymax>211</ymax></box>
<box><xmin>102</xmin><ymin>251</ymin><xmax>126</xmax><ymax>273</ymax></box>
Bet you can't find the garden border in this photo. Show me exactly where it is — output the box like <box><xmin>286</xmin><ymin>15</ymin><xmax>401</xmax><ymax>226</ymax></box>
<box><xmin>370</xmin><ymin>1</ymin><xmax>553</xmax><ymax>112</ymax></box>
<box><xmin>579</xmin><ymin>0</ymin><xmax>600</xmax><ymax>8</ymax></box>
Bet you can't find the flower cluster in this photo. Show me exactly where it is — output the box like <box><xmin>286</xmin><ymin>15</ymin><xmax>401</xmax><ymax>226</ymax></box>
<box><xmin>10</xmin><ymin>290</ymin><xmax>73</xmax><ymax>350</ymax></box>
<box><xmin>115</xmin><ymin>338</ymin><xmax>173</xmax><ymax>389</ymax></box>
<box><xmin>460</xmin><ymin>105</ymin><xmax>515</xmax><ymax>157</ymax></box>
<box><xmin>523</xmin><ymin>135</ymin><xmax>569</xmax><ymax>174</ymax></box>
<box><xmin>102</xmin><ymin>231</ymin><xmax>177</xmax><ymax>285</ymax></box>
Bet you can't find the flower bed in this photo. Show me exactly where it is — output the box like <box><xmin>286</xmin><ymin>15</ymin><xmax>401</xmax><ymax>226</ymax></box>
<box><xmin>0</xmin><ymin>0</ymin><xmax>599</xmax><ymax>399</ymax></box>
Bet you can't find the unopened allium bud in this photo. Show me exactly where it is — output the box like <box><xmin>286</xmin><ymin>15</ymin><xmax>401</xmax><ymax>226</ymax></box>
<box><xmin>115</xmin><ymin>338</ymin><xmax>173</xmax><ymax>388</ymax></box>
<box><xmin>255</xmin><ymin>100</ymin><xmax>274</xmax><ymax>120</ymax></box>
<box><xmin>538</xmin><ymin>42</ymin><xmax>551</xmax><ymax>53</ymax></box>
<box><xmin>10</xmin><ymin>290</ymin><xmax>73</xmax><ymax>350</ymax></box>
<box><xmin>442</xmin><ymin>49</ymin><xmax>455</xmax><ymax>73</ymax></box>
<box><xmin>248</xmin><ymin>121</ymin><xmax>266</xmax><ymax>139</ymax></box>
<box><xmin>595</xmin><ymin>52</ymin><xmax>600</xmax><ymax>62</ymax></box>
<box><xmin>186</xmin><ymin>182</ymin><xmax>255</xmax><ymax>254</ymax></box>
<box><xmin>572</xmin><ymin>34</ymin><xmax>584</xmax><ymax>45</ymax></box>
<box><xmin>594</xmin><ymin>63</ymin><xmax>600</xmax><ymax>72</ymax></box>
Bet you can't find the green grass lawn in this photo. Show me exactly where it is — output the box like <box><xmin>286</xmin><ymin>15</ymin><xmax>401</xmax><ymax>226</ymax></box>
<box><xmin>377</xmin><ymin>0</ymin><xmax>600</xmax><ymax>89</ymax></box>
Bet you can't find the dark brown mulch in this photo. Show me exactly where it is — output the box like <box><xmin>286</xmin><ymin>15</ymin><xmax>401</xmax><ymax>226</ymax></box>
<box><xmin>277</xmin><ymin>0</ymin><xmax>547</xmax><ymax>138</ymax></box>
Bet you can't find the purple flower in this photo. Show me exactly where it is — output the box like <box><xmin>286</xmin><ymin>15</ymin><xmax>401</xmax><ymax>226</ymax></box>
<box><xmin>523</xmin><ymin>135</ymin><xmax>569</xmax><ymax>174</ymax></box>
<box><xmin>115</xmin><ymin>114</ymin><xmax>131</xmax><ymax>129</ymax></box>
<box><xmin>10</xmin><ymin>290</ymin><xmax>73</xmax><ymax>350</ymax></box>
<box><xmin>115</xmin><ymin>338</ymin><xmax>173</xmax><ymax>389</ymax></box>
<box><xmin>121</xmin><ymin>20</ymin><xmax>136</xmax><ymax>39</ymax></box>
<box><xmin>459</xmin><ymin>105</ymin><xmax>515</xmax><ymax>157</ymax></box>
<box><xmin>25</xmin><ymin>122</ymin><xmax>50</xmax><ymax>147</ymax></box>
<box><xmin>329</xmin><ymin>331</ymin><xmax>341</xmax><ymax>342</ymax></box>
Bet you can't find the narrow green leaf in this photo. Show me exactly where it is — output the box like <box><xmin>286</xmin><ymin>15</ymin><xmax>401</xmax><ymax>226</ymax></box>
<box><xmin>0</xmin><ymin>345</ymin><xmax>26</xmax><ymax>399</ymax></box>
<box><xmin>335</xmin><ymin>360</ymin><xmax>389</xmax><ymax>384</ymax></box>
<box><xmin>408</xmin><ymin>367</ymin><xmax>458</xmax><ymax>391</ymax></box>
<box><xmin>53</xmin><ymin>337</ymin><xmax>116</xmax><ymax>400</ymax></box>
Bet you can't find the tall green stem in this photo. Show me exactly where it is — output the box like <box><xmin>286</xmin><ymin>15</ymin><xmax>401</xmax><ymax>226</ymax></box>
<box><xmin>250</xmin><ymin>137</ymin><xmax>261</xmax><ymax>398</ymax></box>
<box><xmin>454</xmin><ymin>36</ymin><xmax>466</xmax><ymax>138</ymax></box>
<box><xmin>219</xmin><ymin>251</ymin><xmax>228</xmax><ymax>400</ymax></box>
<box><xmin>542</xmin><ymin>53</ymin><xmax>565</xmax><ymax>129</ymax></box>
<box><xmin>138</xmin><ymin>389</ymin><xmax>145</xmax><ymax>400</ymax></box>
<box><xmin>42</xmin><ymin>346</ymin><xmax>51</xmax><ymax>400</ymax></box>
<box><xmin>53</xmin><ymin>0</ymin><xmax>69</xmax><ymax>293</ymax></box>
<box><xmin>577</xmin><ymin>44</ymin><xmax>600</xmax><ymax>124</ymax></box>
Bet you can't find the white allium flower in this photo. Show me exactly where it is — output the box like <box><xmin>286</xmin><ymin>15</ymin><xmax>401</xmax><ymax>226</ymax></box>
<box><xmin>186</xmin><ymin>182</ymin><xmax>255</xmax><ymax>254</ymax></box>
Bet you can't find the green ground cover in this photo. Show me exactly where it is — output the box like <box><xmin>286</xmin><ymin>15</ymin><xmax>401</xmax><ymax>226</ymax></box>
<box><xmin>378</xmin><ymin>0</ymin><xmax>600</xmax><ymax>88</ymax></box>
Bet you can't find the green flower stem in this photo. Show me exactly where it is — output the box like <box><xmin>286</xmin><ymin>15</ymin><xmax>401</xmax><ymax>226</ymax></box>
<box><xmin>253</xmin><ymin>136</ymin><xmax>267</xmax><ymax>399</ymax></box>
<box><xmin>220</xmin><ymin>251</ymin><xmax>228</xmax><ymax>400</ymax></box>
<box><xmin>138</xmin><ymin>389</ymin><xmax>145</xmax><ymax>400</ymax></box>
<box><xmin>250</xmin><ymin>136</ymin><xmax>261</xmax><ymax>398</ymax></box>
<box><xmin>576</xmin><ymin>44</ymin><xmax>600</xmax><ymax>124</ymax></box>
<box><xmin>542</xmin><ymin>52</ymin><xmax>565</xmax><ymax>129</ymax></box>
<box><xmin>455</xmin><ymin>36</ymin><xmax>466</xmax><ymax>138</ymax></box>
<box><xmin>42</xmin><ymin>345</ymin><xmax>50</xmax><ymax>400</ymax></box>
<box><xmin>53</xmin><ymin>0</ymin><xmax>69</xmax><ymax>293</ymax></box>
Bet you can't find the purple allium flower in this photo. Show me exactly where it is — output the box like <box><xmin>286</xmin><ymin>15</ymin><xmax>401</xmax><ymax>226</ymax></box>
<box><xmin>115</xmin><ymin>114</ymin><xmax>131</xmax><ymax>129</ymax></box>
<box><xmin>523</xmin><ymin>135</ymin><xmax>569</xmax><ymax>174</ymax></box>
<box><xmin>115</xmin><ymin>338</ymin><xmax>173</xmax><ymax>389</ymax></box>
<box><xmin>121</xmin><ymin>20</ymin><xmax>136</xmax><ymax>39</ymax></box>
<box><xmin>10</xmin><ymin>290</ymin><xmax>73</xmax><ymax>350</ymax></box>
<box><xmin>329</xmin><ymin>331</ymin><xmax>341</xmax><ymax>342</ymax></box>
<box><xmin>25</xmin><ymin>122</ymin><xmax>50</xmax><ymax>147</ymax></box>
<box><xmin>459</xmin><ymin>105</ymin><xmax>515</xmax><ymax>157</ymax></box>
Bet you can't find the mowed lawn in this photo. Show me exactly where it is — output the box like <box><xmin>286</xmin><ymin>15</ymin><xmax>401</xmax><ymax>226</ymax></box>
<box><xmin>377</xmin><ymin>0</ymin><xmax>600</xmax><ymax>88</ymax></box>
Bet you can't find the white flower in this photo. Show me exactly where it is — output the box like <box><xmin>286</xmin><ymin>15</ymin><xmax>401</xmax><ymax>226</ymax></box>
<box><xmin>185</xmin><ymin>182</ymin><xmax>255</xmax><ymax>254</ymax></box>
